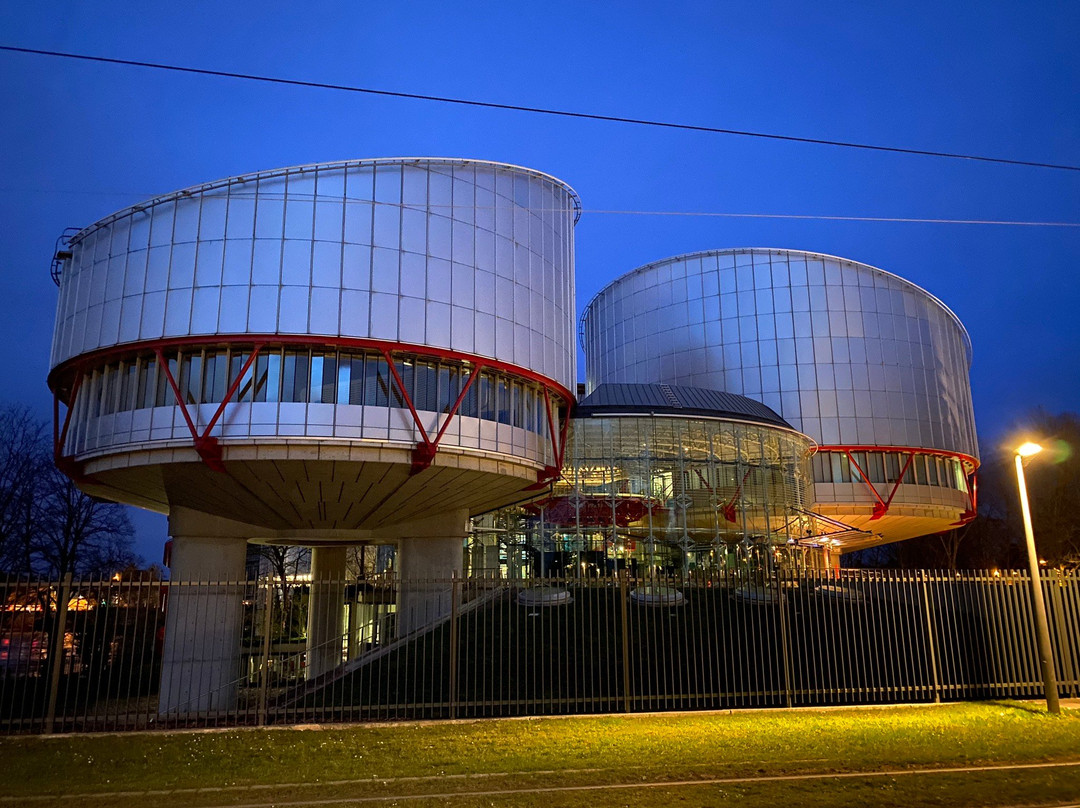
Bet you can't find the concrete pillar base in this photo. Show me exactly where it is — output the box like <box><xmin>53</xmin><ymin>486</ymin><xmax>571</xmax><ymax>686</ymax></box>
<box><xmin>306</xmin><ymin>546</ymin><xmax>347</xmax><ymax>680</ymax></box>
<box><xmin>396</xmin><ymin>536</ymin><xmax>463</xmax><ymax>636</ymax></box>
<box><xmin>392</xmin><ymin>509</ymin><xmax>468</xmax><ymax>637</ymax></box>
<box><xmin>159</xmin><ymin>511</ymin><xmax>250</xmax><ymax>714</ymax></box>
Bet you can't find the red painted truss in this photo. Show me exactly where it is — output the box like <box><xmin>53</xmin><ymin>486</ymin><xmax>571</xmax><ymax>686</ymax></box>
<box><xmin>815</xmin><ymin>444</ymin><xmax>978</xmax><ymax>525</ymax></box>
<box><xmin>49</xmin><ymin>335</ymin><xmax>574</xmax><ymax>479</ymax></box>
<box><xmin>523</xmin><ymin>495</ymin><xmax>664</xmax><ymax>528</ymax></box>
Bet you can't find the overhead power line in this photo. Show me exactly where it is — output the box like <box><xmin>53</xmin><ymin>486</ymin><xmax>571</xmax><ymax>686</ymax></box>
<box><xmin>3</xmin><ymin>44</ymin><xmax>1079</xmax><ymax>174</ymax></box>
<box><xmin>584</xmin><ymin>210</ymin><xmax>1080</xmax><ymax>227</ymax></box>
<box><xmin>3</xmin><ymin>186</ymin><xmax>1077</xmax><ymax>227</ymax></box>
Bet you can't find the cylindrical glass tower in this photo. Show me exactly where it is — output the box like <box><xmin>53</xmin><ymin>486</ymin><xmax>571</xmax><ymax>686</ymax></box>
<box><xmin>48</xmin><ymin>158</ymin><xmax>580</xmax><ymax>530</ymax></box>
<box><xmin>581</xmin><ymin>249</ymin><xmax>977</xmax><ymax>547</ymax></box>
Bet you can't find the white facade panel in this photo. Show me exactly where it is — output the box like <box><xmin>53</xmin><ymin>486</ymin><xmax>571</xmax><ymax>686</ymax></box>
<box><xmin>52</xmin><ymin>159</ymin><xmax>578</xmax><ymax>393</ymax></box>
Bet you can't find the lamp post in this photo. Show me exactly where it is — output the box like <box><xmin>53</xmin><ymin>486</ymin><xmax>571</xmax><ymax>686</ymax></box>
<box><xmin>1014</xmin><ymin>442</ymin><xmax>1060</xmax><ymax>715</ymax></box>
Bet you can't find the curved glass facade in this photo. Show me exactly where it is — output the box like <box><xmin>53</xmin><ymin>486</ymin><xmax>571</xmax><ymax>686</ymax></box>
<box><xmin>476</xmin><ymin>414</ymin><xmax>816</xmax><ymax>576</ymax></box>
<box><xmin>582</xmin><ymin>249</ymin><xmax>977</xmax><ymax>458</ymax></box>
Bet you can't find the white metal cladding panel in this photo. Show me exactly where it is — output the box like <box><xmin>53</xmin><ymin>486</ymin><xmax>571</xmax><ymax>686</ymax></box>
<box><xmin>583</xmin><ymin>249</ymin><xmax>977</xmax><ymax>458</ymax></box>
<box><xmin>51</xmin><ymin>160</ymin><xmax>578</xmax><ymax>392</ymax></box>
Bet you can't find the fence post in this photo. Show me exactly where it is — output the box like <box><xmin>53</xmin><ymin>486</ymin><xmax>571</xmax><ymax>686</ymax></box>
<box><xmin>619</xmin><ymin>571</ymin><xmax>631</xmax><ymax>713</ymax></box>
<box><xmin>775</xmin><ymin>566</ymin><xmax>793</xmax><ymax>708</ymax></box>
<box><xmin>919</xmin><ymin>571</ymin><xmax>941</xmax><ymax>704</ymax></box>
<box><xmin>448</xmin><ymin>572</ymin><xmax>460</xmax><ymax>718</ymax></box>
<box><xmin>1049</xmin><ymin>571</ymin><xmax>1077</xmax><ymax>698</ymax></box>
<box><xmin>257</xmin><ymin>578</ymin><xmax>275</xmax><ymax>725</ymax></box>
<box><xmin>44</xmin><ymin>573</ymin><xmax>73</xmax><ymax>734</ymax></box>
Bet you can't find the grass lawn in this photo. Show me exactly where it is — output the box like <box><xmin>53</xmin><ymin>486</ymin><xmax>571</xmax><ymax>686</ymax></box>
<box><xmin>1</xmin><ymin>701</ymin><xmax>1079</xmax><ymax>807</ymax></box>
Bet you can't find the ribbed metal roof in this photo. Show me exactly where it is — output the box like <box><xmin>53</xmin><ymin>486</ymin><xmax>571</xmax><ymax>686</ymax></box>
<box><xmin>575</xmin><ymin>384</ymin><xmax>793</xmax><ymax>429</ymax></box>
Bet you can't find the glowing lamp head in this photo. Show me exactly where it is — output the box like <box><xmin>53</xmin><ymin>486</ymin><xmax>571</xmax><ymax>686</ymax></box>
<box><xmin>1017</xmin><ymin>442</ymin><xmax>1043</xmax><ymax>458</ymax></box>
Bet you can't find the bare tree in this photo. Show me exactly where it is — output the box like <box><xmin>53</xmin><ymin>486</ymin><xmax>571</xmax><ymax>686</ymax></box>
<box><xmin>0</xmin><ymin>406</ymin><xmax>47</xmax><ymax>573</ymax></box>
<box><xmin>936</xmin><ymin>525</ymin><xmax>968</xmax><ymax>571</ymax></box>
<box><xmin>254</xmin><ymin>544</ymin><xmax>311</xmax><ymax>637</ymax></box>
<box><xmin>32</xmin><ymin>463</ymin><xmax>136</xmax><ymax>578</ymax></box>
<box><xmin>0</xmin><ymin>403</ymin><xmax>137</xmax><ymax>578</ymax></box>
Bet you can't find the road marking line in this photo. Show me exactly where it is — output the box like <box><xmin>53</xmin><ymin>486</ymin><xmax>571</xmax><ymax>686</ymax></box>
<box><xmin>0</xmin><ymin>759</ymin><xmax>829</xmax><ymax>801</ymax></box>
<box><xmin>23</xmin><ymin>759</ymin><xmax>1075</xmax><ymax>808</ymax></box>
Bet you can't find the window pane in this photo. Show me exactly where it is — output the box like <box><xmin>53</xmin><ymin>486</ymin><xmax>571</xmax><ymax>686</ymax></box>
<box><xmin>850</xmin><ymin>452</ymin><xmax>867</xmax><ymax>482</ymax></box>
<box><xmin>902</xmin><ymin>455</ymin><xmax>915</xmax><ymax>484</ymax></box>
<box><xmin>156</xmin><ymin>355</ymin><xmax>178</xmax><ymax>406</ymax></box>
<box><xmin>460</xmin><ymin>367</ymin><xmax>478</xmax><ymax>418</ymax></box>
<box><xmin>202</xmin><ymin>352</ymin><xmax>226</xmax><ymax>403</ymax></box>
<box><xmin>511</xmin><ymin>382</ymin><xmax>522</xmax><ymax>428</ymax></box>
<box><xmin>497</xmin><ymin>378</ymin><xmax>511</xmax><ymax>425</ymax></box>
<box><xmin>524</xmin><ymin>386</ymin><xmax>535</xmax><ymax>434</ymax></box>
<box><xmin>321</xmin><ymin>354</ymin><xmax>337</xmax><ymax>403</ymax></box>
<box><xmin>479</xmin><ymin>372</ymin><xmax>495</xmax><ymax>421</ymax></box>
<box><xmin>914</xmin><ymin>455</ymin><xmax>928</xmax><ymax>485</ymax></box>
<box><xmin>252</xmin><ymin>354</ymin><xmax>268</xmax><ymax>402</ymax></box>
<box><xmin>415</xmin><ymin>361</ymin><xmax>438</xmax><ymax>411</ymax></box>
<box><xmin>349</xmin><ymin>356</ymin><xmax>366</xmax><ymax>404</ymax></box>
<box><xmin>439</xmin><ymin>365</ymin><xmax>456</xmax><ymax>413</ymax></box>
<box><xmin>137</xmin><ymin>357</ymin><xmax>156</xmax><ymax>409</ymax></box>
<box><xmin>867</xmin><ymin>453</ymin><xmax>885</xmax><ymax>484</ymax></box>
<box><xmin>337</xmin><ymin>355</ymin><xmax>352</xmax><ymax>405</ymax></box>
<box><xmin>253</xmin><ymin>350</ymin><xmax>282</xmax><ymax>402</ymax></box>
<box><xmin>119</xmin><ymin>361</ymin><xmax>137</xmax><ymax>412</ymax></box>
<box><xmin>830</xmin><ymin>452</ymin><xmax>847</xmax><ymax>483</ymax></box>
<box><xmin>99</xmin><ymin>364</ymin><xmax>116</xmax><ymax>415</ymax></box>
<box><xmin>391</xmin><ymin>360</ymin><xmax>412</xmax><ymax>408</ymax></box>
<box><xmin>180</xmin><ymin>353</ymin><xmax>202</xmax><ymax>405</ymax></box>
<box><xmin>885</xmin><ymin>453</ymin><xmax>900</xmax><ymax>483</ymax></box>
<box><xmin>812</xmin><ymin>453</ymin><xmax>830</xmax><ymax>483</ymax></box>
<box><xmin>365</xmin><ymin>356</ymin><xmax>391</xmax><ymax>407</ymax></box>
<box><xmin>89</xmin><ymin>370</ymin><xmax>103</xmax><ymax>418</ymax></box>
<box><xmin>283</xmin><ymin>350</ymin><xmax>309</xmax><ymax>402</ymax></box>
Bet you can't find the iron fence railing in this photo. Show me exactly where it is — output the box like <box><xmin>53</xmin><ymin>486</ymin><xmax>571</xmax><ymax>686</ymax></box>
<box><xmin>1</xmin><ymin>569</ymin><xmax>1077</xmax><ymax>734</ymax></box>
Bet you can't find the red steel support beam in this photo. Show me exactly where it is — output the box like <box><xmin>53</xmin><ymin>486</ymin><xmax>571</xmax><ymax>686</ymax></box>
<box><xmin>875</xmin><ymin>451</ymin><xmax>915</xmax><ymax>520</ymax></box>
<box><xmin>843</xmin><ymin>450</ymin><xmax>888</xmax><ymax>517</ymax></box>
<box><xmin>537</xmin><ymin>387</ymin><xmax>562</xmax><ymax>486</ymax></box>
<box><xmin>721</xmin><ymin>466</ymin><xmax>755</xmax><ymax>523</ymax></box>
<box><xmin>198</xmin><ymin>344</ymin><xmax>264</xmax><ymax>440</ymax></box>
<box><xmin>430</xmin><ymin>362</ymin><xmax>483</xmax><ymax>446</ymax></box>
<box><xmin>48</xmin><ymin>334</ymin><xmax>575</xmax><ymax>407</ymax></box>
<box><xmin>54</xmin><ymin>371</ymin><xmax>83</xmax><ymax>461</ymax></box>
<box><xmin>154</xmin><ymin>349</ymin><xmax>200</xmax><ymax>440</ymax></box>
<box><xmin>816</xmin><ymin>445</ymin><xmax>979</xmax><ymax>522</ymax></box>
<box><xmin>556</xmin><ymin>398</ymin><xmax>571</xmax><ymax>469</ymax></box>
<box><xmin>380</xmin><ymin>350</ymin><xmax>436</xmax><ymax>474</ymax></box>
<box><xmin>49</xmin><ymin>335</ymin><xmax>574</xmax><ymax>478</ymax></box>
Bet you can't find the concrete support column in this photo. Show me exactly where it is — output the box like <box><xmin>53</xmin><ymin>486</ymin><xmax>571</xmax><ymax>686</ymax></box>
<box><xmin>484</xmin><ymin>542</ymin><xmax>502</xmax><ymax>576</ymax></box>
<box><xmin>397</xmin><ymin>536</ymin><xmax>464</xmax><ymax>636</ymax></box>
<box><xmin>305</xmin><ymin>546</ymin><xmax>347</xmax><ymax>680</ymax></box>
<box><xmin>159</xmin><ymin>510</ymin><xmax>250</xmax><ymax>715</ymax></box>
<box><xmin>392</xmin><ymin>509</ymin><xmax>468</xmax><ymax>637</ymax></box>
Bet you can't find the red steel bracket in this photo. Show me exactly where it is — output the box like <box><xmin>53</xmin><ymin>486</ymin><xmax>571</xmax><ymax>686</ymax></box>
<box><xmin>155</xmin><ymin>345</ymin><xmax>264</xmax><ymax>472</ymax></box>
<box><xmin>817</xmin><ymin>445</ymin><xmax>979</xmax><ymax>522</ymax></box>
<box><xmin>398</xmin><ymin>359</ymin><xmax>484</xmax><ymax>475</ymax></box>
<box><xmin>48</xmin><ymin>335</ymin><xmax>576</xmax><ymax>480</ymax></box>
<box><xmin>721</xmin><ymin>466</ymin><xmax>755</xmax><ymax>523</ymax></box>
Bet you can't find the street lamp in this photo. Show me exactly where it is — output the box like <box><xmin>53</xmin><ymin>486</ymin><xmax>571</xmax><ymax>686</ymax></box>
<box><xmin>1014</xmin><ymin>442</ymin><xmax>1060</xmax><ymax>714</ymax></box>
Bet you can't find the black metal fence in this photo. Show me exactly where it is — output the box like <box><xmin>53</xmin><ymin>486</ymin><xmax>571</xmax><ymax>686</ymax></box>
<box><xmin>2</xmin><ymin>569</ymin><xmax>1078</xmax><ymax>734</ymax></box>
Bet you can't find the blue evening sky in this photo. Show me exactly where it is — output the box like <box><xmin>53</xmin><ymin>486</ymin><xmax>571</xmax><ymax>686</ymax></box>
<box><xmin>1</xmin><ymin>1</ymin><xmax>1077</xmax><ymax>562</ymax></box>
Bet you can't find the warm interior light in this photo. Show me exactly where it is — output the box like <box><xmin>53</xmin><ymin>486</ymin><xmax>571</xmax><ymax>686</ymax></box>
<box><xmin>1016</xmin><ymin>442</ymin><xmax>1043</xmax><ymax>457</ymax></box>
